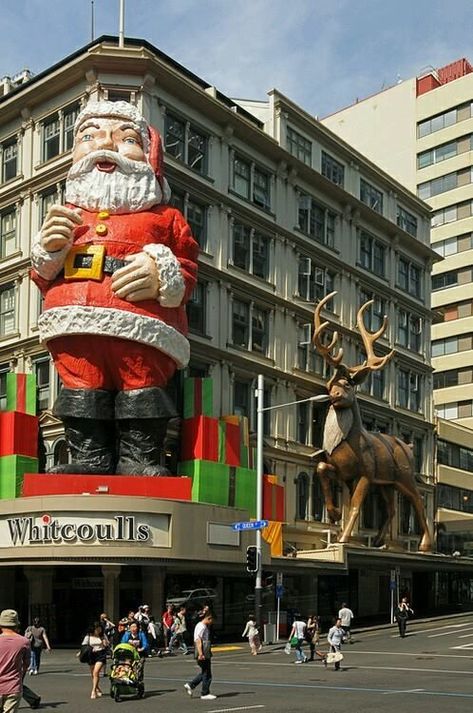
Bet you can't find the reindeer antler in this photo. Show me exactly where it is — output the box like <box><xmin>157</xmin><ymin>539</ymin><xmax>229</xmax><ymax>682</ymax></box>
<box><xmin>347</xmin><ymin>299</ymin><xmax>394</xmax><ymax>378</ymax></box>
<box><xmin>312</xmin><ymin>291</ymin><xmax>344</xmax><ymax>367</ymax></box>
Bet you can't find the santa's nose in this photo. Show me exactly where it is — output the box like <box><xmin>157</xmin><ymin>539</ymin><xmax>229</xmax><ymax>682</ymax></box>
<box><xmin>95</xmin><ymin>130</ymin><xmax>117</xmax><ymax>150</ymax></box>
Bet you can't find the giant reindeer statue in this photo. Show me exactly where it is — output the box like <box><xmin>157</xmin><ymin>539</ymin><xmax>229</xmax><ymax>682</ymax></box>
<box><xmin>313</xmin><ymin>292</ymin><xmax>432</xmax><ymax>553</ymax></box>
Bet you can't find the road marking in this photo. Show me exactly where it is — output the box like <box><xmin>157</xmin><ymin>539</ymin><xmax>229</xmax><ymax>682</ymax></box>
<box><xmin>213</xmin><ymin>660</ymin><xmax>472</xmax><ymax>675</ymax></box>
<box><xmin>428</xmin><ymin>628</ymin><xmax>473</xmax><ymax>638</ymax></box>
<box><xmin>145</xmin><ymin>675</ymin><xmax>473</xmax><ymax>699</ymax></box>
<box><xmin>457</xmin><ymin>633</ymin><xmax>473</xmax><ymax>638</ymax></box>
<box><xmin>208</xmin><ymin>706</ymin><xmax>264</xmax><ymax>713</ymax></box>
<box><xmin>213</xmin><ymin>646</ymin><xmax>243</xmax><ymax>652</ymax></box>
<box><xmin>406</xmin><ymin>623</ymin><xmax>468</xmax><ymax>636</ymax></box>
<box><xmin>451</xmin><ymin>642</ymin><xmax>473</xmax><ymax>650</ymax></box>
<box><xmin>382</xmin><ymin>688</ymin><xmax>425</xmax><ymax>695</ymax></box>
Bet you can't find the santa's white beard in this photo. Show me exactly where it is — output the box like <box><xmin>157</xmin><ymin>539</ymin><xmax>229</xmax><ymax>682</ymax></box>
<box><xmin>65</xmin><ymin>149</ymin><xmax>163</xmax><ymax>213</ymax></box>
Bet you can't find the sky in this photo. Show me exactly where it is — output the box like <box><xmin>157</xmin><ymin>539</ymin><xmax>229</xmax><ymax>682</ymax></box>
<box><xmin>2</xmin><ymin>0</ymin><xmax>473</xmax><ymax>118</ymax></box>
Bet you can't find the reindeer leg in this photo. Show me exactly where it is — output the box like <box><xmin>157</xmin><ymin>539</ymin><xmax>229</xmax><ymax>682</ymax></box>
<box><xmin>396</xmin><ymin>482</ymin><xmax>432</xmax><ymax>553</ymax></box>
<box><xmin>339</xmin><ymin>476</ymin><xmax>370</xmax><ymax>544</ymax></box>
<box><xmin>373</xmin><ymin>487</ymin><xmax>395</xmax><ymax>547</ymax></box>
<box><xmin>317</xmin><ymin>462</ymin><xmax>341</xmax><ymax>523</ymax></box>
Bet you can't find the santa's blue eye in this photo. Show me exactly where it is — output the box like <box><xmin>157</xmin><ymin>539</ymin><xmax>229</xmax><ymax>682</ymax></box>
<box><xmin>81</xmin><ymin>134</ymin><xmax>93</xmax><ymax>142</ymax></box>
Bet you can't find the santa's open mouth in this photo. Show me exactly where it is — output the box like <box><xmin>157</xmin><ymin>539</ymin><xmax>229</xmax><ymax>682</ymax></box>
<box><xmin>95</xmin><ymin>161</ymin><xmax>117</xmax><ymax>173</ymax></box>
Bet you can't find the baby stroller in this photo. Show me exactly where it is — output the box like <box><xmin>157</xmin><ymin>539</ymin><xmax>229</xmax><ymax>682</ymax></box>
<box><xmin>110</xmin><ymin>643</ymin><xmax>145</xmax><ymax>702</ymax></box>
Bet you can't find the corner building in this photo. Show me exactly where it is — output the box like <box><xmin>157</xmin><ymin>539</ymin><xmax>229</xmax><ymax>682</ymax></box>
<box><xmin>0</xmin><ymin>36</ymin><xmax>460</xmax><ymax>642</ymax></box>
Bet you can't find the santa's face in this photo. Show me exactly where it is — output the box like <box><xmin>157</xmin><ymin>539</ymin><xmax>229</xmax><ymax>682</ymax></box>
<box><xmin>66</xmin><ymin>116</ymin><xmax>163</xmax><ymax>213</ymax></box>
<box><xmin>72</xmin><ymin>117</ymin><xmax>146</xmax><ymax>166</ymax></box>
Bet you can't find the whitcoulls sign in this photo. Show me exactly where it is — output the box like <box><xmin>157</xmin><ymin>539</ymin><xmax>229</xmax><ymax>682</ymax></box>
<box><xmin>1</xmin><ymin>513</ymin><xmax>170</xmax><ymax>547</ymax></box>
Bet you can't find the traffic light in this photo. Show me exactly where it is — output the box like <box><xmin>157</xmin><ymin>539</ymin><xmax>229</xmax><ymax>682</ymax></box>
<box><xmin>246</xmin><ymin>546</ymin><xmax>258</xmax><ymax>573</ymax></box>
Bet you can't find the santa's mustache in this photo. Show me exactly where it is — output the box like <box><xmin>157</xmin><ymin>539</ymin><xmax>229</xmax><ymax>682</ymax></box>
<box><xmin>68</xmin><ymin>149</ymin><xmax>152</xmax><ymax>178</ymax></box>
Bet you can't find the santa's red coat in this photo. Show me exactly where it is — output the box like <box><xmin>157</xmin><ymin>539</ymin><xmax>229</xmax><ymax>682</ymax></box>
<box><xmin>31</xmin><ymin>205</ymin><xmax>199</xmax><ymax>371</ymax></box>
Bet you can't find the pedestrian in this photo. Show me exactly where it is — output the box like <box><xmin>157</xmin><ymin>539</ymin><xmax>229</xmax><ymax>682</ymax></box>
<box><xmin>184</xmin><ymin>613</ymin><xmax>216</xmax><ymax>700</ymax></box>
<box><xmin>306</xmin><ymin>614</ymin><xmax>321</xmax><ymax>661</ymax></box>
<box><xmin>99</xmin><ymin>613</ymin><xmax>115</xmax><ymax>640</ymax></box>
<box><xmin>394</xmin><ymin>597</ymin><xmax>414</xmax><ymax>638</ymax></box>
<box><xmin>111</xmin><ymin>619</ymin><xmax>128</xmax><ymax>649</ymax></box>
<box><xmin>147</xmin><ymin>617</ymin><xmax>160</xmax><ymax>655</ymax></box>
<box><xmin>170</xmin><ymin>606</ymin><xmax>189</xmax><ymax>655</ymax></box>
<box><xmin>162</xmin><ymin>604</ymin><xmax>175</xmax><ymax>652</ymax></box>
<box><xmin>242</xmin><ymin>614</ymin><xmax>261</xmax><ymax>656</ymax></box>
<box><xmin>288</xmin><ymin>614</ymin><xmax>307</xmax><ymax>664</ymax></box>
<box><xmin>327</xmin><ymin>617</ymin><xmax>344</xmax><ymax>670</ymax></box>
<box><xmin>338</xmin><ymin>602</ymin><xmax>354</xmax><ymax>643</ymax></box>
<box><xmin>0</xmin><ymin>608</ymin><xmax>31</xmax><ymax>713</ymax></box>
<box><xmin>135</xmin><ymin>605</ymin><xmax>150</xmax><ymax>631</ymax></box>
<box><xmin>81</xmin><ymin>622</ymin><xmax>109</xmax><ymax>699</ymax></box>
<box><xmin>121</xmin><ymin>622</ymin><xmax>149</xmax><ymax>658</ymax></box>
<box><xmin>24</xmin><ymin>617</ymin><xmax>51</xmax><ymax>675</ymax></box>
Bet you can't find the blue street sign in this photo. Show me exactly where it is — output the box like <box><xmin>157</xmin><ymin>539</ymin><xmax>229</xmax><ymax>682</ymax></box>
<box><xmin>232</xmin><ymin>520</ymin><xmax>269</xmax><ymax>531</ymax></box>
<box><xmin>389</xmin><ymin>580</ymin><xmax>396</xmax><ymax>591</ymax></box>
<box><xmin>276</xmin><ymin>584</ymin><xmax>284</xmax><ymax>599</ymax></box>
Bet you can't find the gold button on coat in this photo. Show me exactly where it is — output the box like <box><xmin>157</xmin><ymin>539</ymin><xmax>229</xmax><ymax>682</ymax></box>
<box><xmin>97</xmin><ymin>210</ymin><xmax>110</xmax><ymax>220</ymax></box>
<box><xmin>95</xmin><ymin>224</ymin><xmax>108</xmax><ymax>236</ymax></box>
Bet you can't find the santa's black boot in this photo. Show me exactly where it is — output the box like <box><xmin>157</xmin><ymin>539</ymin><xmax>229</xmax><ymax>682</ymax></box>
<box><xmin>115</xmin><ymin>387</ymin><xmax>177</xmax><ymax>476</ymax></box>
<box><xmin>50</xmin><ymin>388</ymin><xmax>115</xmax><ymax>474</ymax></box>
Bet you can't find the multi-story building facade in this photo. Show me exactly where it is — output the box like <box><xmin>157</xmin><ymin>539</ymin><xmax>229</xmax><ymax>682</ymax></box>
<box><xmin>0</xmin><ymin>35</ymin><xmax>457</xmax><ymax>639</ymax></box>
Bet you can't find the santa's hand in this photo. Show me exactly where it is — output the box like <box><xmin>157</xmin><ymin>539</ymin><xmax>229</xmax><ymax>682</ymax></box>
<box><xmin>40</xmin><ymin>205</ymin><xmax>82</xmax><ymax>252</ymax></box>
<box><xmin>111</xmin><ymin>252</ymin><xmax>160</xmax><ymax>302</ymax></box>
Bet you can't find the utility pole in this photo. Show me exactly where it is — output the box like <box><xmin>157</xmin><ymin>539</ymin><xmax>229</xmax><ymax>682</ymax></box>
<box><xmin>118</xmin><ymin>0</ymin><xmax>125</xmax><ymax>48</ymax></box>
<box><xmin>254</xmin><ymin>374</ymin><xmax>264</xmax><ymax>629</ymax></box>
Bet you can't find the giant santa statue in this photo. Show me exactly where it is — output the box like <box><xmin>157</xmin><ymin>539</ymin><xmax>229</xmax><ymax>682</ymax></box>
<box><xmin>30</xmin><ymin>101</ymin><xmax>199</xmax><ymax>475</ymax></box>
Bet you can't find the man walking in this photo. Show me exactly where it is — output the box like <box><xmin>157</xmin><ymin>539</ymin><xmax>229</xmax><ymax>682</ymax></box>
<box><xmin>288</xmin><ymin>614</ymin><xmax>308</xmax><ymax>664</ymax></box>
<box><xmin>0</xmin><ymin>609</ymin><xmax>31</xmax><ymax>712</ymax></box>
<box><xmin>327</xmin><ymin>618</ymin><xmax>344</xmax><ymax>671</ymax></box>
<box><xmin>338</xmin><ymin>602</ymin><xmax>354</xmax><ymax>642</ymax></box>
<box><xmin>184</xmin><ymin>613</ymin><xmax>216</xmax><ymax>700</ymax></box>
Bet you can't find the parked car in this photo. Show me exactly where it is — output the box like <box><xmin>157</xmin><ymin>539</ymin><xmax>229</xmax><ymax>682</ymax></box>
<box><xmin>166</xmin><ymin>588</ymin><xmax>217</xmax><ymax>610</ymax></box>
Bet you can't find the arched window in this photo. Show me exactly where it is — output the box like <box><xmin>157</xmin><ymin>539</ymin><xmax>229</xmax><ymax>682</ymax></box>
<box><xmin>312</xmin><ymin>475</ymin><xmax>324</xmax><ymax>521</ymax></box>
<box><xmin>53</xmin><ymin>439</ymin><xmax>69</xmax><ymax>467</ymax></box>
<box><xmin>296</xmin><ymin>472</ymin><xmax>309</xmax><ymax>520</ymax></box>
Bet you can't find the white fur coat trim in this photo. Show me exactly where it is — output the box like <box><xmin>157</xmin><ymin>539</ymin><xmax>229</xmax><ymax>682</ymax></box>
<box><xmin>38</xmin><ymin>305</ymin><xmax>190</xmax><ymax>368</ymax></box>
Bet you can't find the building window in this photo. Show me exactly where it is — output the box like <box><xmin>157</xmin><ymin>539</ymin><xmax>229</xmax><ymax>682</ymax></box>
<box><xmin>439</xmin><ymin>299</ymin><xmax>473</xmax><ymax>321</ymax></box>
<box><xmin>358</xmin><ymin>348</ymin><xmax>385</xmax><ymax>400</ymax></box>
<box><xmin>321</xmin><ymin>151</ymin><xmax>344</xmax><ymax>187</ymax></box>
<box><xmin>231</xmin><ymin>299</ymin><xmax>268</xmax><ymax>355</ymax></box>
<box><xmin>434</xmin><ymin>368</ymin><xmax>473</xmax><ymax>389</ymax></box>
<box><xmin>33</xmin><ymin>357</ymin><xmax>51</xmax><ymax>411</ymax></box>
<box><xmin>396</xmin><ymin>206</ymin><xmax>418</xmax><ymax>237</ymax></box>
<box><xmin>417</xmin><ymin>103</ymin><xmax>470</xmax><ymax>138</ymax></box>
<box><xmin>397</xmin><ymin>309</ymin><xmax>422</xmax><ymax>352</ymax></box>
<box><xmin>41</xmin><ymin>103</ymin><xmax>79</xmax><ymax>162</ymax></box>
<box><xmin>296</xmin><ymin>472</ymin><xmax>309</xmax><ymax>520</ymax></box>
<box><xmin>2</xmin><ymin>139</ymin><xmax>18</xmax><ymax>182</ymax></box>
<box><xmin>169</xmin><ymin>188</ymin><xmax>208</xmax><ymax>249</ymax></box>
<box><xmin>438</xmin><ymin>442</ymin><xmax>473</xmax><ymax>473</ymax></box>
<box><xmin>362</xmin><ymin>490</ymin><xmax>387</xmax><ymax>530</ymax></box>
<box><xmin>0</xmin><ymin>283</ymin><xmax>15</xmax><ymax>335</ymax></box>
<box><xmin>417</xmin><ymin>139</ymin><xmax>458</xmax><ymax>168</ymax></box>
<box><xmin>399</xmin><ymin>495</ymin><xmax>421</xmax><ymax>536</ymax></box>
<box><xmin>297</xmin><ymin>401</ymin><xmax>310</xmax><ymax>445</ymax></box>
<box><xmin>358</xmin><ymin>230</ymin><xmax>386</xmax><ymax>277</ymax></box>
<box><xmin>418</xmin><ymin>170</ymin><xmax>463</xmax><ymax>200</ymax></box>
<box><xmin>432</xmin><ymin>334</ymin><xmax>473</xmax><ymax>357</ymax></box>
<box><xmin>397</xmin><ymin>369</ymin><xmax>421</xmax><ymax>411</ymax></box>
<box><xmin>232</xmin><ymin>220</ymin><xmax>270</xmax><ymax>279</ymax></box>
<box><xmin>437</xmin><ymin>401</ymin><xmax>473</xmax><ymax>420</ymax></box>
<box><xmin>232</xmin><ymin>154</ymin><xmax>271</xmax><ymax>210</ymax></box>
<box><xmin>233</xmin><ymin>379</ymin><xmax>251</xmax><ymax>418</ymax></box>
<box><xmin>53</xmin><ymin>439</ymin><xmax>70</xmax><ymax>467</ymax></box>
<box><xmin>360</xmin><ymin>178</ymin><xmax>383</xmax><ymax>214</ymax></box>
<box><xmin>359</xmin><ymin>290</ymin><xmax>386</xmax><ymax>332</ymax></box>
<box><xmin>40</xmin><ymin>184</ymin><xmax>66</xmax><ymax>222</ymax></box>
<box><xmin>431</xmin><ymin>200</ymin><xmax>473</xmax><ymax>228</ymax></box>
<box><xmin>297</xmin><ymin>193</ymin><xmax>336</xmax><ymax>248</ymax></box>
<box><xmin>0</xmin><ymin>366</ymin><xmax>8</xmax><ymax>410</ymax></box>
<box><xmin>164</xmin><ymin>112</ymin><xmax>209</xmax><ymax>174</ymax></box>
<box><xmin>0</xmin><ymin>208</ymin><xmax>17</xmax><ymax>258</ymax></box>
<box><xmin>433</xmin><ymin>233</ymin><xmax>473</xmax><ymax>257</ymax></box>
<box><xmin>397</xmin><ymin>257</ymin><xmax>422</xmax><ymax>299</ymax></box>
<box><xmin>187</xmin><ymin>281</ymin><xmax>206</xmax><ymax>334</ymax></box>
<box><xmin>297</xmin><ymin>323</ymin><xmax>317</xmax><ymax>372</ymax></box>
<box><xmin>298</xmin><ymin>257</ymin><xmax>335</xmax><ymax>302</ymax></box>
<box><xmin>287</xmin><ymin>127</ymin><xmax>312</xmax><ymax>165</ymax></box>
<box><xmin>106</xmin><ymin>89</ymin><xmax>133</xmax><ymax>103</ymax></box>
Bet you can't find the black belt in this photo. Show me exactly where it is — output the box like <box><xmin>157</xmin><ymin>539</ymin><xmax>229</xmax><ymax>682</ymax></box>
<box><xmin>69</xmin><ymin>254</ymin><xmax>128</xmax><ymax>274</ymax></box>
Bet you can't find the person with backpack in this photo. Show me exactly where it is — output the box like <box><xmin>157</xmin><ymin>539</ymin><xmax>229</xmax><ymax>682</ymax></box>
<box><xmin>24</xmin><ymin>618</ymin><xmax>51</xmax><ymax>675</ymax></box>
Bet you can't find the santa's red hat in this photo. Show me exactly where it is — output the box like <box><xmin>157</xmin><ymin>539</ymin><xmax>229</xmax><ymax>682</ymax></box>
<box><xmin>74</xmin><ymin>100</ymin><xmax>170</xmax><ymax>201</ymax></box>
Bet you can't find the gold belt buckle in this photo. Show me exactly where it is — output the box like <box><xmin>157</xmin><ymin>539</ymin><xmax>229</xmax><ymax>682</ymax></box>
<box><xmin>64</xmin><ymin>244</ymin><xmax>106</xmax><ymax>281</ymax></box>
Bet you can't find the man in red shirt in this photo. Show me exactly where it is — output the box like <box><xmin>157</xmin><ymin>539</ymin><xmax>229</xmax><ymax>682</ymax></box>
<box><xmin>0</xmin><ymin>609</ymin><xmax>31</xmax><ymax>712</ymax></box>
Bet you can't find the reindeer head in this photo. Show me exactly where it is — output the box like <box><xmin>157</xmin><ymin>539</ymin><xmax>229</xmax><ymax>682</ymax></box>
<box><xmin>312</xmin><ymin>291</ymin><xmax>394</xmax><ymax>410</ymax></box>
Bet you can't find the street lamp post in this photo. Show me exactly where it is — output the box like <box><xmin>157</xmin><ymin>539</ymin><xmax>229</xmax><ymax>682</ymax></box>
<box><xmin>254</xmin><ymin>374</ymin><xmax>329</xmax><ymax>630</ymax></box>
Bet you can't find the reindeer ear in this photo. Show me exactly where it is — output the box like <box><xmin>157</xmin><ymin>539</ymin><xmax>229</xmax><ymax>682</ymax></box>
<box><xmin>350</xmin><ymin>365</ymin><xmax>372</xmax><ymax>385</ymax></box>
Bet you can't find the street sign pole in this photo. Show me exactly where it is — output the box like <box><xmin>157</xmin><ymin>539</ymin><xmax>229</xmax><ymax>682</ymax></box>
<box><xmin>255</xmin><ymin>374</ymin><xmax>264</xmax><ymax>630</ymax></box>
<box><xmin>276</xmin><ymin>574</ymin><xmax>283</xmax><ymax>642</ymax></box>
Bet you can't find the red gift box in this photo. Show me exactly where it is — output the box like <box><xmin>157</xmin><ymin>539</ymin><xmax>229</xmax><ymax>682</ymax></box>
<box><xmin>0</xmin><ymin>412</ymin><xmax>39</xmax><ymax>458</ymax></box>
<box><xmin>21</xmin><ymin>474</ymin><xmax>192</xmax><ymax>500</ymax></box>
<box><xmin>180</xmin><ymin>416</ymin><xmax>219</xmax><ymax>462</ymax></box>
<box><xmin>263</xmin><ymin>475</ymin><xmax>285</xmax><ymax>522</ymax></box>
